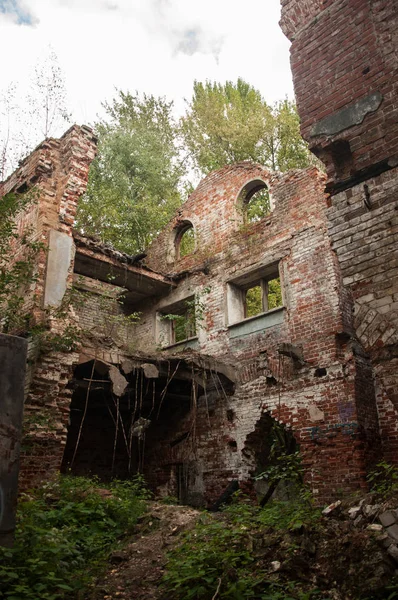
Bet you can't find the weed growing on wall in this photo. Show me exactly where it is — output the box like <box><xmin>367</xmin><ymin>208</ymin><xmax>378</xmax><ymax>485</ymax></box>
<box><xmin>0</xmin><ymin>190</ymin><xmax>44</xmax><ymax>334</ymax></box>
<box><xmin>159</xmin><ymin>287</ymin><xmax>211</xmax><ymax>345</ymax></box>
<box><xmin>367</xmin><ymin>461</ymin><xmax>398</xmax><ymax>498</ymax></box>
<box><xmin>0</xmin><ymin>475</ymin><xmax>149</xmax><ymax>600</ymax></box>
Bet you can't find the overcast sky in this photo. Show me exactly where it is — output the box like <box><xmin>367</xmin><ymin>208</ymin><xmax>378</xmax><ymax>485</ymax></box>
<box><xmin>0</xmin><ymin>0</ymin><xmax>293</xmax><ymax>130</ymax></box>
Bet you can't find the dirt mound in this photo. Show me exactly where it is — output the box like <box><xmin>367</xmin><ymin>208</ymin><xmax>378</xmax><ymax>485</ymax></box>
<box><xmin>91</xmin><ymin>502</ymin><xmax>200</xmax><ymax>600</ymax></box>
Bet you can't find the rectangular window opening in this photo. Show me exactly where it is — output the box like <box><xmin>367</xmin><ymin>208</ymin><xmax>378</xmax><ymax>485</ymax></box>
<box><xmin>158</xmin><ymin>296</ymin><xmax>197</xmax><ymax>347</ymax></box>
<box><xmin>172</xmin><ymin>306</ymin><xmax>196</xmax><ymax>343</ymax></box>
<box><xmin>227</xmin><ymin>267</ymin><xmax>283</xmax><ymax>327</ymax></box>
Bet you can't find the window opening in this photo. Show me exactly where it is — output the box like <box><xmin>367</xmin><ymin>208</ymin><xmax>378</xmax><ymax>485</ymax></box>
<box><xmin>239</xmin><ymin>181</ymin><xmax>271</xmax><ymax>223</ymax></box>
<box><xmin>227</xmin><ymin>267</ymin><xmax>283</xmax><ymax>326</ymax></box>
<box><xmin>245</xmin><ymin>285</ymin><xmax>262</xmax><ymax>318</ymax></box>
<box><xmin>176</xmin><ymin>223</ymin><xmax>195</xmax><ymax>258</ymax></box>
<box><xmin>172</xmin><ymin>303</ymin><xmax>196</xmax><ymax>343</ymax></box>
<box><xmin>159</xmin><ymin>296</ymin><xmax>197</xmax><ymax>346</ymax></box>
<box><xmin>244</xmin><ymin>277</ymin><xmax>282</xmax><ymax>319</ymax></box>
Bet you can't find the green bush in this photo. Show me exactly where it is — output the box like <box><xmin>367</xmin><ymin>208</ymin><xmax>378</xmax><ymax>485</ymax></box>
<box><xmin>0</xmin><ymin>475</ymin><xmax>149</xmax><ymax>600</ymax></box>
<box><xmin>367</xmin><ymin>461</ymin><xmax>398</xmax><ymax>497</ymax></box>
<box><xmin>162</xmin><ymin>494</ymin><xmax>322</xmax><ymax>600</ymax></box>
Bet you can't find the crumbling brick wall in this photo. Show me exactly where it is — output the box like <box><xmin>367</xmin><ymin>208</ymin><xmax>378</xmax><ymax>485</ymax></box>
<box><xmin>280</xmin><ymin>0</ymin><xmax>398</xmax><ymax>184</ymax></box>
<box><xmin>280</xmin><ymin>0</ymin><xmax>398</xmax><ymax>466</ymax></box>
<box><xmin>136</xmin><ymin>163</ymin><xmax>378</xmax><ymax>503</ymax></box>
<box><xmin>0</xmin><ymin>126</ymin><xmax>98</xmax><ymax>490</ymax></box>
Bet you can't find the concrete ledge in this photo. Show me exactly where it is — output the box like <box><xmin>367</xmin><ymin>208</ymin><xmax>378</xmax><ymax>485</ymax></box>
<box><xmin>310</xmin><ymin>92</ymin><xmax>383</xmax><ymax>138</ymax></box>
<box><xmin>163</xmin><ymin>336</ymin><xmax>199</xmax><ymax>351</ymax></box>
<box><xmin>228</xmin><ymin>308</ymin><xmax>284</xmax><ymax>339</ymax></box>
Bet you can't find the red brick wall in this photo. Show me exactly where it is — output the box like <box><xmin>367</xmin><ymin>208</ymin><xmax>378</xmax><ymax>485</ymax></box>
<box><xmin>0</xmin><ymin>126</ymin><xmax>98</xmax><ymax>490</ymax></box>
<box><xmin>280</xmin><ymin>0</ymin><xmax>398</xmax><ymax>184</ymax></box>
<box><xmin>138</xmin><ymin>164</ymin><xmax>375</xmax><ymax>503</ymax></box>
<box><xmin>281</xmin><ymin>0</ymin><xmax>397</xmax><ymax>472</ymax></box>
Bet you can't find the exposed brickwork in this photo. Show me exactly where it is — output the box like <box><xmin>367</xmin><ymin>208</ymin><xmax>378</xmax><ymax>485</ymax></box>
<box><xmin>0</xmin><ymin>125</ymin><xmax>97</xmax><ymax>326</ymax></box>
<box><xmin>134</xmin><ymin>163</ymin><xmax>378</xmax><ymax>504</ymax></box>
<box><xmin>281</xmin><ymin>0</ymin><xmax>398</xmax><ymax>474</ymax></box>
<box><xmin>8</xmin><ymin>151</ymin><xmax>382</xmax><ymax>504</ymax></box>
<box><xmin>1</xmin><ymin>126</ymin><xmax>98</xmax><ymax>489</ymax></box>
<box><xmin>280</xmin><ymin>0</ymin><xmax>398</xmax><ymax>185</ymax></box>
<box><xmin>7</xmin><ymin>0</ymin><xmax>398</xmax><ymax>505</ymax></box>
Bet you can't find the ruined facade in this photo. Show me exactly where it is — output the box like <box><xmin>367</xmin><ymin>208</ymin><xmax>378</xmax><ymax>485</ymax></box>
<box><xmin>0</xmin><ymin>139</ymin><xmax>380</xmax><ymax>505</ymax></box>
<box><xmin>1</xmin><ymin>0</ymin><xmax>397</xmax><ymax>506</ymax></box>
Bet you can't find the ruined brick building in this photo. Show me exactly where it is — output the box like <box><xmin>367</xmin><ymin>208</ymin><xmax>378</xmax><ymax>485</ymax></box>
<box><xmin>1</xmin><ymin>0</ymin><xmax>397</xmax><ymax>506</ymax></box>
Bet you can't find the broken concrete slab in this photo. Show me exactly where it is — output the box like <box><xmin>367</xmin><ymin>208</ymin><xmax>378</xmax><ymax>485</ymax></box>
<box><xmin>386</xmin><ymin>524</ymin><xmax>398</xmax><ymax>542</ymax></box>
<box><xmin>141</xmin><ymin>363</ymin><xmax>159</xmax><ymax>378</ymax></box>
<box><xmin>387</xmin><ymin>545</ymin><xmax>398</xmax><ymax>563</ymax></box>
<box><xmin>310</xmin><ymin>92</ymin><xmax>383</xmax><ymax>137</ymax></box>
<box><xmin>121</xmin><ymin>359</ymin><xmax>137</xmax><ymax>375</ymax></box>
<box><xmin>348</xmin><ymin>506</ymin><xmax>361</xmax><ymax>520</ymax></box>
<box><xmin>363</xmin><ymin>504</ymin><xmax>380</xmax><ymax>518</ymax></box>
<box><xmin>109</xmin><ymin>365</ymin><xmax>128</xmax><ymax>397</ymax></box>
<box><xmin>367</xmin><ymin>524</ymin><xmax>383</xmax><ymax>532</ymax></box>
<box><xmin>322</xmin><ymin>500</ymin><xmax>342</xmax><ymax>516</ymax></box>
<box><xmin>44</xmin><ymin>229</ymin><xmax>75</xmax><ymax>308</ymax></box>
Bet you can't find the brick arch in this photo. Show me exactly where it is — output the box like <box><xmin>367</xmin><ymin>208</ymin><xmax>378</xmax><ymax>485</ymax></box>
<box><xmin>235</xmin><ymin>177</ymin><xmax>274</xmax><ymax>220</ymax></box>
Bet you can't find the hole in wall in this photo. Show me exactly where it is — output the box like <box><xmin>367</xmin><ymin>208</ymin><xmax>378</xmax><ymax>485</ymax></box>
<box><xmin>226</xmin><ymin>409</ymin><xmax>235</xmax><ymax>422</ymax></box>
<box><xmin>314</xmin><ymin>367</ymin><xmax>327</xmax><ymax>377</ymax></box>
<box><xmin>16</xmin><ymin>182</ymin><xmax>29</xmax><ymax>194</ymax></box>
<box><xmin>239</xmin><ymin>180</ymin><xmax>271</xmax><ymax>223</ymax></box>
<box><xmin>329</xmin><ymin>140</ymin><xmax>353</xmax><ymax>180</ymax></box>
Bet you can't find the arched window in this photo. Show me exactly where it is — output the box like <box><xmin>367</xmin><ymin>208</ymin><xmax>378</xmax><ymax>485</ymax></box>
<box><xmin>239</xmin><ymin>180</ymin><xmax>271</xmax><ymax>223</ymax></box>
<box><xmin>175</xmin><ymin>221</ymin><xmax>195</xmax><ymax>259</ymax></box>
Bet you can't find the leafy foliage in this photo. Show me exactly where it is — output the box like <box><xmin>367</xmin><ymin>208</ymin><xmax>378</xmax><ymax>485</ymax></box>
<box><xmin>162</xmin><ymin>495</ymin><xmax>322</xmax><ymax>600</ymax></box>
<box><xmin>367</xmin><ymin>461</ymin><xmax>398</xmax><ymax>497</ymax></box>
<box><xmin>255</xmin><ymin>420</ymin><xmax>301</xmax><ymax>489</ymax></box>
<box><xmin>181</xmin><ymin>79</ymin><xmax>312</xmax><ymax>175</ymax></box>
<box><xmin>244</xmin><ymin>278</ymin><xmax>283</xmax><ymax>319</ymax></box>
<box><xmin>0</xmin><ymin>190</ymin><xmax>43</xmax><ymax>334</ymax></box>
<box><xmin>160</xmin><ymin>288</ymin><xmax>210</xmax><ymax>344</ymax></box>
<box><xmin>0</xmin><ymin>475</ymin><xmax>149</xmax><ymax>600</ymax></box>
<box><xmin>75</xmin><ymin>91</ymin><xmax>185</xmax><ymax>254</ymax></box>
<box><xmin>268</xmin><ymin>278</ymin><xmax>283</xmax><ymax>310</ymax></box>
<box><xmin>245</xmin><ymin>188</ymin><xmax>271</xmax><ymax>223</ymax></box>
<box><xmin>179</xmin><ymin>225</ymin><xmax>195</xmax><ymax>257</ymax></box>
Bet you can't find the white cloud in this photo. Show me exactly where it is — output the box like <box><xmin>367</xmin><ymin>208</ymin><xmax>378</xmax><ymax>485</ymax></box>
<box><xmin>0</xmin><ymin>0</ymin><xmax>38</xmax><ymax>25</ymax></box>
<box><xmin>0</xmin><ymin>0</ymin><xmax>293</xmax><ymax>133</ymax></box>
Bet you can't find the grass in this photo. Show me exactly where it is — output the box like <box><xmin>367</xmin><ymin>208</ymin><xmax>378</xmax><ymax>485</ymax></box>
<box><xmin>0</xmin><ymin>474</ymin><xmax>149</xmax><ymax>600</ymax></box>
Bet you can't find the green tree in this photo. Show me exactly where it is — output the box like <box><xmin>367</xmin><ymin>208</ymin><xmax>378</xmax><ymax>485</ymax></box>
<box><xmin>181</xmin><ymin>79</ymin><xmax>311</xmax><ymax>175</ymax></box>
<box><xmin>75</xmin><ymin>91</ymin><xmax>185</xmax><ymax>254</ymax></box>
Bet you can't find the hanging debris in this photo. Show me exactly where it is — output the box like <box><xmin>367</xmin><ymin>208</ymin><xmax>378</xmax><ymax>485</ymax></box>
<box><xmin>132</xmin><ymin>417</ymin><xmax>151</xmax><ymax>439</ymax></box>
<box><xmin>109</xmin><ymin>365</ymin><xmax>128</xmax><ymax>397</ymax></box>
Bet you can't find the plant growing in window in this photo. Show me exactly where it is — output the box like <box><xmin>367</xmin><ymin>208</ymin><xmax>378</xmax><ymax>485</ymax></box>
<box><xmin>238</xmin><ymin>180</ymin><xmax>271</xmax><ymax>224</ymax></box>
<box><xmin>175</xmin><ymin>222</ymin><xmax>195</xmax><ymax>258</ymax></box>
